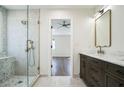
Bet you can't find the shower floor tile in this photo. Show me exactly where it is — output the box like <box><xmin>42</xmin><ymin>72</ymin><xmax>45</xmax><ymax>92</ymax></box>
<box><xmin>0</xmin><ymin>75</ymin><xmax>35</xmax><ymax>87</ymax></box>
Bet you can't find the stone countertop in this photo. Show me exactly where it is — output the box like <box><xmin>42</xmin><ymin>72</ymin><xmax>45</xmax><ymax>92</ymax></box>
<box><xmin>80</xmin><ymin>51</ymin><xmax>124</xmax><ymax>67</ymax></box>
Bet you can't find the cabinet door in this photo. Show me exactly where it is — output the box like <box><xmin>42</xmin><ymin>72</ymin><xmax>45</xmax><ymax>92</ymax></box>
<box><xmin>89</xmin><ymin>66</ymin><xmax>105</xmax><ymax>87</ymax></box>
<box><xmin>80</xmin><ymin>54</ymin><xmax>85</xmax><ymax>80</ymax></box>
<box><xmin>106</xmin><ymin>63</ymin><xmax>124</xmax><ymax>79</ymax></box>
<box><xmin>85</xmin><ymin>59</ymin><xmax>92</xmax><ymax>86</ymax></box>
<box><xmin>85</xmin><ymin>56</ymin><xmax>105</xmax><ymax>87</ymax></box>
<box><xmin>106</xmin><ymin>74</ymin><xmax>124</xmax><ymax>87</ymax></box>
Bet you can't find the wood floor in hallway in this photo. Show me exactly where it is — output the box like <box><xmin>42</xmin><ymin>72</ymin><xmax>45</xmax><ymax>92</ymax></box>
<box><xmin>51</xmin><ymin>57</ymin><xmax>71</xmax><ymax>76</ymax></box>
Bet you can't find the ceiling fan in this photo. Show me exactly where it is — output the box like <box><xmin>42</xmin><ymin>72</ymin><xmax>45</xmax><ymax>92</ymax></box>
<box><xmin>57</xmin><ymin>20</ymin><xmax>70</xmax><ymax>29</ymax></box>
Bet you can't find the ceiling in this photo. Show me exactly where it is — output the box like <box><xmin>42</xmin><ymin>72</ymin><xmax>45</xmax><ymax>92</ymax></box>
<box><xmin>3</xmin><ymin>5</ymin><xmax>98</xmax><ymax>10</ymax></box>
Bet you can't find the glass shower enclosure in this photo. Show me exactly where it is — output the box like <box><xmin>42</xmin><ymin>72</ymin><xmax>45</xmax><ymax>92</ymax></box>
<box><xmin>0</xmin><ymin>5</ymin><xmax>40</xmax><ymax>87</ymax></box>
<box><xmin>27</xmin><ymin>6</ymin><xmax>40</xmax><ymax>86</ymax></box>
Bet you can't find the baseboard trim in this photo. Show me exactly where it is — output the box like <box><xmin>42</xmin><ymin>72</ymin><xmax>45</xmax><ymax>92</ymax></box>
<box><xmin>73</xmin><ymin>74</ymin><xmax>80</xmax><ymax>78</ymax></box>
<box><xmin>40</xmin><ymin>74</ymin><xmax>49</xmax><ymax>77</ymax></box>
<box><xmin>52</xmin><ymin>56</ymin><xmax>71</xmax><ymax>58</ymax></box>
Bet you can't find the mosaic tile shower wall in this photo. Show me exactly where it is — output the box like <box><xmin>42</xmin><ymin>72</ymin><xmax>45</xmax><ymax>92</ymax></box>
<box><xmin>0</xmin><ymin>6</ymin><xmax>7</xmax><ymax>57</ymax></box>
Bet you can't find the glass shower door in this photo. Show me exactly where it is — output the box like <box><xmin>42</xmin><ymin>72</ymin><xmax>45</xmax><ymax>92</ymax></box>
<box><xmin>27</xmin><ymin>6</ymin><xmax>40</xmax><ymax>86</ymax></box>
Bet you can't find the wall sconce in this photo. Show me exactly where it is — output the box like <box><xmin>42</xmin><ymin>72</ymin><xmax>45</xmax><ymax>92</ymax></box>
<box><xmin>98</xmin><ymin>9</ymin><xmax>104</xmax><ymax>14</ymax></box>
<box><xmin>94</xmin><ymin>5</ymin><xmax>111</xmax><ymax>19</ymax></box>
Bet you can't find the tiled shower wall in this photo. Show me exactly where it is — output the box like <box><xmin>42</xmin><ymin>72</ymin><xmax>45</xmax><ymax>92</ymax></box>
<box><xmin>0</xmin><ymin>6</ymin><xmax>7</xmax><ymax>57</ymax></box>
<box><xmin>0</xmin><ymin>6</ymin><xmax>15</xmax><ymax>84</ymax></box>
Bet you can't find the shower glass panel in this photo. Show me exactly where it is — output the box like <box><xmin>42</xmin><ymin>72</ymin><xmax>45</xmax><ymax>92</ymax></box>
<box><xmin>27</xmin><ymin>6</ymin><xmax>40</xmax><ymax>86</ymax></box>
<box><xmin>0</xmin><ymin>5</ymin><xmax>28</xmax><ymax>87</ymax></box>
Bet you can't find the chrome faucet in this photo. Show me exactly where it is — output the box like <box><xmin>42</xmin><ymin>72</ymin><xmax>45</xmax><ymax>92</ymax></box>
<box><xmin>25</xmin><ymin>40</ymin><xmax>35</xmax><ymax>52</ymax></box>
<box><xmin>97</xmin><ymin>46</ymin><xmax>105</xmax><ymax>54</ymax></box>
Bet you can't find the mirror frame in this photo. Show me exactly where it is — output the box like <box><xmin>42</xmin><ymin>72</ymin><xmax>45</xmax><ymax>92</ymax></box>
<box><xmin>95</xmin><ymin>9</ymin><xmax>111</xmax><ymax>48</ymax></box>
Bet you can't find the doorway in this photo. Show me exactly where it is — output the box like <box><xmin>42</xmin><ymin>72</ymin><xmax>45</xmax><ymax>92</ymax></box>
<box><xmin>51</xmin><ymin>19</ymin><xmax>72</xmax><ymax>76</ymax></box>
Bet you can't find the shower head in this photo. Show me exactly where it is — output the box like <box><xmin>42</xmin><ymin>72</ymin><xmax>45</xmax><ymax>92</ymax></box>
<box><xmin>21</xmin><ymin>20</ymin><xmax>27</xmax><ymax>25</ymax></box>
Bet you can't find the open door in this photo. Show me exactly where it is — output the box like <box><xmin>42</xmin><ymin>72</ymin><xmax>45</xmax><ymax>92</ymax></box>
<box><xmin>51</xmin><ymin>19</ymin><xmax>72</xmax><ymax>76</ymax></box>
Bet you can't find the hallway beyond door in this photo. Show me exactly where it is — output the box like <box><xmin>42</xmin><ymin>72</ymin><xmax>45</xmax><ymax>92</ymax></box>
<box><xmin>51</xmin><ymin>57</ymin><xmax>71</xmax><ymax>76</ymax></box>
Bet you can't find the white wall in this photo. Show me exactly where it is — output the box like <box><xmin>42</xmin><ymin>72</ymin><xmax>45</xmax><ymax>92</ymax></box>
<box><xmin>7</xmin><ymin>10</ymin><xmax>27</xmax><ymax>75</ymax></box>
<box><xmin>107</xmin><ymin>6</ymin><xmax>124</xmax><ymax>52</ymax></box>
<box><xmin>52</xmin><ymin>35</ymin><xmax>71</xmax><ymax>57</ymax></box>
<box><xmin>40</xmin><ymin>8</ymin><xmax>94</xmax><ymax>76</ymax></box>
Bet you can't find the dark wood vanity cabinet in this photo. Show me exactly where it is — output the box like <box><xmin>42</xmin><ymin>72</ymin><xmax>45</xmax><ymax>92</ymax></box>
<box><xmin>80</xmin><ymin>54</ymin><xmax>86</xmax><ymax>80</ymax></box>
<box><xmin>80</xmin><ymin>54</ymin><xmax>124</xmax><ymax>87</ymax></box>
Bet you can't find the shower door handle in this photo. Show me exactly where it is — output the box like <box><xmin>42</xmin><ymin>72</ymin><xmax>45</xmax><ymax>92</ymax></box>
<box><xmin>51</xmin><ymin>65</ymin><xmax>53</xmax><ymax>68</ymax></box>
<box><xmin>25</xmin><ymin>40</ymin><xmax>33</xmax><ymax>52</ymax></box>
<box><xmin>37</xmin><ymin>67</ymin><xmax>40</xmax><ymax>71</ymax></box>
<box><xmin>51</xmin><ymin>45</ymin><xmax>53</xmax><ymax>48</ymax></box>
<box><xmin>25</xmin><ymin>46</ymin><xmax>29</xmax><ymax>52</ymax></box>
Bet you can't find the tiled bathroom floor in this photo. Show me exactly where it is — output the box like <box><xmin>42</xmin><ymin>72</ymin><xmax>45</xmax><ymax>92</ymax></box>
<box><xmin>33</xmin><ymin>76</ymin><xmax>86</xmax><ymax>87</ymax></box>
<box><xmin>0</xmin><ymin>75</ymin><xmax>34</xmax><ymax>87</ymax></box>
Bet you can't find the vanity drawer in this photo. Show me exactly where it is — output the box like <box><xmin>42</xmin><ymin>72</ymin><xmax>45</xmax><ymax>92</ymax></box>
<box><xmin>106</xmin><ymin>74</ymin><xmax>124</xmax><ymax>87</ymax></box>
<box><xmin>106</xmin><ymin>63</ymin><xmax>124</xmax><ymax>80</ymax></box>
<box><xmin>87</xmin><ymin>57</ymin><xmax>105</xmax><ymax>70</ymax></box>
<box><xmin>89</xmin><ymin>64</ymin><xmax>104</xmax><ymax>76</ymax></box>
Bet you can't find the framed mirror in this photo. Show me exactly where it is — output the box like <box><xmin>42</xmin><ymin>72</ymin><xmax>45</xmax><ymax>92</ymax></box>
<box><xmin>95</xmin><ymin>9</ymin><xmax>111</xmax><ymax>47</ymax></box>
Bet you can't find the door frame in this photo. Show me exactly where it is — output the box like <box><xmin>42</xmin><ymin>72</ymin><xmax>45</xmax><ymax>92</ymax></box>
<box><xmin>50</xmin><ymin>18</ymin><xmax>73</xmax><ymax>76</ymax></box>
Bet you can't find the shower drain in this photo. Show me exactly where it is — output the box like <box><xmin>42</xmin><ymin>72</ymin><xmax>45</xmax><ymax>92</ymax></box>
<box><xmin>17</xmin><ymin>81</ymin><xmax>23</xmax><ymax>84</ymax></box>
